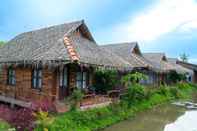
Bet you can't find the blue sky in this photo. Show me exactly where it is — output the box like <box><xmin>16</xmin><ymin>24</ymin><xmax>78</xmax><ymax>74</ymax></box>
<box><xmin>0</xmin><ymin>0</ymin><xmax>197</xmax><ymax>63</ymax></box>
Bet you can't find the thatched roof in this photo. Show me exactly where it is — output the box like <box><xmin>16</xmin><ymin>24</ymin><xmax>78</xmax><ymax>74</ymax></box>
<box><xmin>177</xmin><ymin>61</ymin><xmax>197</xmax><ymax>71</ymax></box>
<box><xmin>143</xmin><ymin>54</ymin><xmax>193</xmax><ymax>74</ymax></box>
<box><xmin>0</xmin><ymin>20</ymin><xmax>131</xmax><ymax>69</ymax></box>
<box><xmin>143</xmin><ymin>53</ymin><xmax>175</xmax><ymax>73</ymax></box>
<box><xmin>100</xmin><ymin>42</ymin><xmax>154</xmax><ymax>69</ymax></box>
<box><xmin>167</xmin><ymin>58</ymin><xmax>193</xmax><ymax>74</ymax></box>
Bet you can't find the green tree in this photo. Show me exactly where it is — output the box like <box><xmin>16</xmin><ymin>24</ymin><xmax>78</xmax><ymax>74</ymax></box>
<box><xmin>93</xmin><ymin>70</ymin><xmax>118</xmax><ymax>94</ymax></box>
<box><xmin>180</xmin><ymin>53</ymin><xmax>189</xmax><ymax>62</ymax></box>
<box><xmin>121</xmin><ymin>72</ymin><xmax>148</xmax><ymax>87</ymax></box>
<box><xmin>0</xmin><ymin>41</ymin><xmax>5</xmax><ymax>47</ymax></box>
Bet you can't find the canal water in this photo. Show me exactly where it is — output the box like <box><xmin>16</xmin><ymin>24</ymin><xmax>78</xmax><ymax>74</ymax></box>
<box><xmin>103</xmin><ymin>95</ymin><xmax>197</xmax><ymax>131</ymax></box>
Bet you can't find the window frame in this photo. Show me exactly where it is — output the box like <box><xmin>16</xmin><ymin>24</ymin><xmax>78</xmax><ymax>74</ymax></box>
<box><xmin>59</xmin><ymin>67</ymin><xmax>68</xmax><ymax>88</ymax></box>
<box><xmin>32</xmin><ymin>68</ymin><xmax>42</xmax><ymax>90</ymax></box>
<box><xmin>7</xmin><ymin>67</ymin><xmax>16</xmax><ymax>86</ymax></box>
<box><xmin>76</xmin><ymin>71</ymin><xmax>89</xmax><ymax>89</ymax></box>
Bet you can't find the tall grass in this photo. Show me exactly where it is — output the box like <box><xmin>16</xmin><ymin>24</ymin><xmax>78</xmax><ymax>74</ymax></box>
<box><xmin>35</xmin><ymin>83</ymin><xmax>197</xmax><ymax>131</ymax></box>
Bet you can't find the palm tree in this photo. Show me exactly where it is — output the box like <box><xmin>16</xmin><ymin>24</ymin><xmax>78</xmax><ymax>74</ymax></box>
<box><xmin>180</xmin><ymin>53</ymin><xmax>189</xmax><ymax>62</ymax></box>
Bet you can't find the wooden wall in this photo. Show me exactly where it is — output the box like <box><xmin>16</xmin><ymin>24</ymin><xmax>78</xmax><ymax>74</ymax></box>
<box><xmin>0</xmin><ymin>64</ymin><xmax>94</xmax><ymax>103</ymax></box>
<box><xmin>0</xmin><ymin>66</ymin><xmax>56</xmax><ymax>103</ymax></box>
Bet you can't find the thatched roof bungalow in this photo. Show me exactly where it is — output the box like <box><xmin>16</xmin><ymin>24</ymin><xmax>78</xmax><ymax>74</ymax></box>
<box><xmin>167</xmin><ymin>58</ymin><xmax>193</xmax><ymax>75</ymax></box>
<box><xmin>177</xmin><ymin>60</ymin><xmax>197</xmax><ymax>83</ymax></box>
<box><xmin>143</xmin><ymin>53</ymin><xmax>175</xmax><ymax>73</ymax></box>
<box><xmin>100</xmin><ymin>43</ymin><xmax>164</xmax><ymax>85</ymax></box>
<box><xmin>0</xmin><ymin>20</ymin><xmax>132</xmax><ymax>110</ymax></box>
<box><xmin>100</xmin><ymin>42</ymin><xmax>154</xmax><ymax>70</ymax></box>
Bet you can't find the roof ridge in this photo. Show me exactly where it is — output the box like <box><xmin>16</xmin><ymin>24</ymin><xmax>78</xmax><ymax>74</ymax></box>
<box><xmin>132</xmin><ymin>54</ymin><xmax>149</xmax><ymax>67</ymax></box>
<box><xmin>9</xmin><ymin>20</ymin><xmax>83</xmax><ymax>41</ymax></box>
<box><xmin>63</xmin><ymin>37</ymin><xmax>80</xmax><ymax>61</ymax></box>
<box><xmin>101</xmin><ymin>42</ymin><xmax>137</xmax><ymax>47</ymax></box>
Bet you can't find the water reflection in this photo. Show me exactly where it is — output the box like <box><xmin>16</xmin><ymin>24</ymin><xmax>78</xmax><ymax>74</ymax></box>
<box><xmin>164</xmin><ymin>111</ymin><xmax>197</xmax><ymax>131</ymax></box>
<box><xmin>103</xmin><ymin>104</ymin><xmax>197</xmax><ymax>131</ymax></box>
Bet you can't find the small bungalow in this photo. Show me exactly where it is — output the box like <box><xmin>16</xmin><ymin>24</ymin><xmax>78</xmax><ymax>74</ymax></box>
<box><xmin>0</xmin><ymin>20</ymin><xmax>131</xmax><ymax>109</ymax></box>
<box><xmin>100</xmin><ymin>42</ymin><xmax>161</xmax><ymax>85</ymax></box>
<box><xmin>177</xmin><ymin>61</ymin><xmax>197</xmax><ymax>83</ymax></box>
<box><xmin>143</xmin><ymin>53</ymin><xmax>194</xmax><ymax>84</ymax></box>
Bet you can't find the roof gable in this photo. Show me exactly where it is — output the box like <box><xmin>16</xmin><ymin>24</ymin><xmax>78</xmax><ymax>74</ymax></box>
<box><xmin>143</xmin><ymin>53</ymin><xmax>167</xmax><ymax>62</ymax></box>
<box><xmin>100</xmin><ymin>42</ymin><xmax>139</xmax><ymax>57</ymax></box>
<box><xmin>0</xmin><ymin>20</ymin><xmax>85</xmax><ymax>63</ymax></box>
<box><xmin>100</xmin><ymin>42</ymin><xmax>154</xmax><ymax>68</ymax></box>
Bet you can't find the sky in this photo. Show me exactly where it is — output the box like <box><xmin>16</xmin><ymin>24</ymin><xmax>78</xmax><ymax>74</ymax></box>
<box><xmin>0</xmin><ymin>0</ymin><xmax>197</xmax><ymax>63</ymax></box>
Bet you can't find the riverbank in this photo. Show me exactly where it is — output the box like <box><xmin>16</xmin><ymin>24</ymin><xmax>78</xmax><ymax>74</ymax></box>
<box><xmin>34</xmin><ymin>83</ymin><xmax>197</xmax><ymax>131</ymax></box>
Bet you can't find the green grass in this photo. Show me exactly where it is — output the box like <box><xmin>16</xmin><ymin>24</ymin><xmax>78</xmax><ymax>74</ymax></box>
<box><xmin>35</xmin><ymin>83</ymin><xmax>197</xmax><ymax>131</ymax></box>
<box><xmin>0</xmin><ymin>120</ymin><xmax>11</xmax><ymax>131</ymax></box>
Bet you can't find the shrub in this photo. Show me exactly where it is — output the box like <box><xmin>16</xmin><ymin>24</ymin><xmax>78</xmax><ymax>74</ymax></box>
<box><xmin>0</xmin><ymin>120</ymin><xmax>11</xmax><ymax>130</ymax></box>
<box><xmin>121</xmin><ymin>72</ymin><xmax>148</xmax><ymax>86</ymax></box>
<box><xmin>0</xmin><ymin>99</ymin><xmax>54</xmax><ymax>131</ymax></box>
<box><xmin>0</xmin><ymin>105</ymin><xmax>13</xmax><ymax>122</ymax></box>
<box><xmin>177</xmin><ymin>82</ymin><xmax>191</xmax><ymax>90</ymax></box>
<box><xmin>167</xmin><ymin>71</ymin><xmax>186</xmax><ymax>83</ymax></box>
<box><xmin>157</xmin><ymin>85</ymin><xmax>171</xmax><ymax>96</ymax></box>
<box><xmin>93</xmin><ymin>70</ymin><xmax>119</xmax><ymax>94</ymax></box>
<box><xmin>33</xmin><ymin>109</ymin><xmax>54</xmax><ymax>130</ymax></box>
<box><xmin>122</xmin><ymin>84</ymin><xmax>145</xmax><ymax>107</ymax></box>
<box><xmin>9</xmin><ymin>108</ymin><xmax>35</xmax><ymax>131</ymax></box>
<box><xmin>0</xmin><ymin>105</ymin><xmax>35</xmax><ymax>131</ymax></box>
<box><xmin>148</xmin><ymin>93</ymin><xmax>168</xmax><ymax>105</ymax></box>
<box><xmin>68</xmin><ymin>89</ymin><xmax>84</xmax><ymax>110</ymax></box>
<box><xmin>169</xmin><ymin>87</ymin><xmax>182</xmax><ymax>99</ymax></box>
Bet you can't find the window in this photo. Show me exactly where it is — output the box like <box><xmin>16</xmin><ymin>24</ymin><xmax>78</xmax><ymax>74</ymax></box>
<box><xmin>76</xmin><ymin>71</ymin><xmax>88</xmax><ymax>89</ymax></box>
<box><xmin>59</xmin><ymin>67</ymin><xmax>68</xmax><ymax>87</ymax></box>
<box><xmin>32</xmin><ymin>68</ymin><xmax>42</xmax><ymax>89</ymax></box>
<box><xmin>7</xmin><ymin>67</ymin><xmax>16</xmax><ymax>85</ymax></box>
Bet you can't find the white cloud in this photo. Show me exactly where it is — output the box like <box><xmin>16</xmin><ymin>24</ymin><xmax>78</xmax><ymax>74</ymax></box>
<box><xmin>180</xmin><ymin>20</ymin><xmax>197</xmax><ymax>32</ymax></box>
<box><xmin>189</xmin><ymin>58</ymin><xmax>197</xmax><ymax>64</ymax></box>
<box><xmin>102</xmin><ymin>0</ymin><xmax>197</xmax><ymax>42</ymax></box>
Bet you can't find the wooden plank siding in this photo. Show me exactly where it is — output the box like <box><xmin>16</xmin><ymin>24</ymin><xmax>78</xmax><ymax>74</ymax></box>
<box><xmin>0</xmin><ymin>66</ymin><xmax>56</xmax><ymax>103</ymax></box>
<box><xmin>0</xmin><ymin>64</ymin><xmax>94</xmax><ymax>106</ymax></box>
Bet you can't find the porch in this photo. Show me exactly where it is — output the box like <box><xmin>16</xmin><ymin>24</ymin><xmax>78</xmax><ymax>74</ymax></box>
<box><xmin>54</xmin><ymin>94</ymin><xmax>112</xmax><ymax>113</ymax></box>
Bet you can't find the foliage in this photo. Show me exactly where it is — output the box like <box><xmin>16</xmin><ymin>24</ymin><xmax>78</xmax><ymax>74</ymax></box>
<box><xmin>93</xmin><ymin>70</ymin><xmax>119</xmax><ymax>94</ymax></box>
<box><xmin>34</xmin><ymin>83</ymin><xmax>196</xmax><ymax>131</ymax></box>
<box><xmin>180</xmin><ymin>53</ymin><xmax>189</xmax><ymax>62</ymax></box>
<box><xmin>177</xmin><ymin>82</ymin><xmax>191</xmax><ymax>90</ymax></box>
<box><xmin>157</xmin><ymin>85</ymin><xmax>171</xmax><ymax>96</ymax></box>
<box><xmin>0</xmin><ymin>41</ymin><xmax>5</xmax><ymax>47</ymax></box>
<box><xmin>68</xmin><ymin>89</ymin><xmax>84</xmax><ymax>110</ymax></box>
<box><xmin>0</xmin><ymin>120</ymin><xmax>11</xmax><ymax>130</ymax></box>
<box><xmin>169</xmin><ymin>87</ymin><xmax>182</xmax><ymax>99</ymax></box>
<box><xmin>121</xmin><ymin>84</ymin><xmax>145</xmax><ymax>107</ymax></box>
<box><xmin>167</xmin><ymin>71</ymin><xmax>186</xmax><ymax>83</ymax></box>
<box><xmin>9</xmin><ymin>108</ymin><xmax>35</xmax><ymax>131</ymax></box>
<box><xmin>121</xmin><ymin>72</ymin><xmax>148</xmax><ymax>86</ymax></box>
<box><xmin>0</xmin><ymin>105</ymin><xmax>13</xmax><ymax>122</ymax></box>
<box><xmin>0</xmin><ymin>99</ymin><xmax>54</xmax><ymax>131</ymax></box>
<box><xmin>33</xmin><ymin>109</ymin><xmax>54</xmax><ymax>130</ymax></box>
